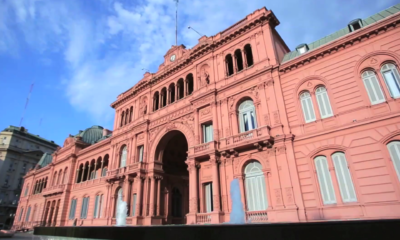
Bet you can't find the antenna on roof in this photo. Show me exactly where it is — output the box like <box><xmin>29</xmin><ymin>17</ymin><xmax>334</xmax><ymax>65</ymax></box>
<box><xmin>188</xmin><ymin>26</ymin><xmax>203</xmax><ymax>37</ymax></box>
<box><xmin>174</xmin><ymin>0</ymin><xmax>179</xmax><ymax>46</ymax></box>
<box><xmin>20</xmin><ymin>82</ymin><xmax>34</xmax><ymax>127</ymax></box>
<box><xmin>141</xmin><ymin>68</ymin><xmax>150</xmax><ymax>72</ymax></box>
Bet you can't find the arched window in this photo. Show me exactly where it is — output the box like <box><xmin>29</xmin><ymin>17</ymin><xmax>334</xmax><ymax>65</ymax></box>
<box><xmin>169</xmin><ymin>83</ymin><xmax>176</xmax><ymax>104</ymax></box>
<box><xmin>316</xmin><ymin>87</ymin><xmax>333</xmax><ymax>118</ymax></box>
<box><xmin>120</xmin><ymin>146</ymin><xmax>127</xmax><ymax>168</ymax></box>
<box><xmin>57</xmin><ymin>169</ymin><xmax>62</xmax><ymax>185</ymax></box>
<box><xmin>177</xmin><ymin>79</ymin><xmax>184</xmax><ymax>100</ymax></box>
<box><xmin>80</xmin><ymin>196</ymin><xmax>90</xmax><ymax>219</ymax></box>
<box><xmin>362</xmin><ymin>71</ymin><xmax>385</xmax><ymax>105</ymax></box>
<box><xmin>300</xmin><ymin>92</ymin><xmax>316</xmax><ymax>123</ymax></box>
<box><xmin>24</xmin><ymin>184</ymin><xmax>29</xmax><ymax>197</ymax></box>
<box><xmin>225</xmin><ymin>54</ymin><xmax>234</xmax><ymax>76</ymax></box>
<box><xmin>53</xmin><ymin>172</ymin><xmax>57</xmax><ymax>186</ymax></box>
<box><xmin>102</xmin><ymin>167</ymin><xmax>107</xmax><ymax>177</ymax></box>
<box><xmin>161</xmin><ymin>88</ymin><xmax>167</xmax><ymax>108</ymax></box>
<box><xmin>186</xmin><ymin>74</ymin><xmax>194</xmax><ymax>95</ymax></box>
<box><xmin>63</xmin><ymin>168</ymin><xmax>68</xmax><ymax>184</ymax></box>
<box><xmin>129</xmin><ymin>106</ymin><xmax>133</xmax><ymax>123</ymax></box>
<box><xmin>244</xmin><ymin>44</ymin><xmax>254</xmax><ymax>67</ymax></box>
<box><xmin>25</xmin><ymin>206</ymin><xmax>31</xmax><ymax>222</ymax></box>
<box><xmin>238</xmin><ymin>100</ymin><xmax>257</xmax><ymax>132</ymax></box>
<box><xmin>94</xmin><ymin>194</ymin><xmax>103</xmax><ymax>219</ymax></box>
<box><xmin>153</xmin><ymin>92</ymin><xmax>160</xmax><ymax>111</ymax></box>
<box><xmin>120</xmin><ymin>111</ymin><xmax>125</xmax><ymax>127</ymax></box>
<box><xmin>387</xmin><ymin>141</ymin><xmax>400</xmax><ymax>181</ymax></box>
<box><xmin>234</xmin><ymin>49</ymin><xmax>244</xmax><ymax>72</ymax></box>
<box><xmin>244</xmin><ymin>161</ymin><xmax>268</xmax><ymax>211</ymax></box>
<box><xmin>381</xmin><ymin>63</ymin><xmax>400</xmax><ymax>98</ymax></box>
<box><xmin>125</xmin><ymin>108</ymin><xmax>129</xmax><ymax>125</ymax></box>
<box><xmin>331</xmin><ymin>152</ymin><xmax>357</xmax><ymax>202</ymax></box>
<box><xmin>314</xmin><ymin>156</ymin><xmax>336</xmax><ymax>205</ymax></box>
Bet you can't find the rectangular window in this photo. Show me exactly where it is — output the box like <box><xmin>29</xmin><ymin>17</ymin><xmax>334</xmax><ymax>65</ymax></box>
<box><xmin>138</xmin><ymin>146</ymin><xmax>144</xmax><ymax>162</ymax></box>
<box><xmin>24</xmin><ymin>186</ymin><xmax>29</xmax><ymax>196</ymax></box>
<box><xmin>90</xmin><ymin>171</ymin><xmax>96</xmax><ymax>180</ymax></box>
<box><xmin>94</xmin><ymin>195</ymin><xmax>99</xmax><ymax>218</ymax></box>
<box><xmin>204</xmin><ymin>183</ymin><xmax>213</xmax><ymax>213</ymax></box>
<box><xmin>202</xmin><ymin>123</ymin><xmax>213</xmax><ymax>143</ymax></box>
<box><xmin>19</xmin><ymin>209</ymin><xmax>24</xmax><ymax>222</ymax></box>
<box><xmin>69</xmin><ymin>199</ymin><xmax>77</xmax><ymax>219</ymax></box>
<box><xmin>332</xmin><ymin>153</ymin><xmax>357</xmax><ymax>203</ymax></box>
<box><xmin>315</xmin><ymin>157</ymin><xmax>336</xmax><ymax>205</ymax></box>
<box><xmin>25</xmin><ymin>207</ymin><xmax>31</xmax><ymax>222</ymax></box>
<box><xmin>80</xmin><ymin>197</ymin><xmax>89</xmax><ymax>219</ymax></box>
<box><xmin>99</xmin><ymin>195</ymin><xmax>103</xmax><ymax>218</ymax></box>
<box><xmin>132</xmin><ymin>194</ymin><xmax>137</xmax><ymax>216</ymax></box>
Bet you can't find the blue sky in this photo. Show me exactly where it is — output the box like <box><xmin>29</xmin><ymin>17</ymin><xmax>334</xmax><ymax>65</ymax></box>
<box><xmin>0</xmin><ymin>0</ymin><xmax>398</xmax><ymax>146</ymax></box>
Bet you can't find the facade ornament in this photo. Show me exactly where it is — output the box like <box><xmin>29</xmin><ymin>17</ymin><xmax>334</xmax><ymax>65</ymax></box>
<box><xmin>139</xmin><ymin>96</ymin><xmax>148</xmax><ymax>117</ymax></box>
<box><xmin>228</xmin><ymin>97</ymin><xmax>235</xmax><ymax>111</ymax></box>
<box><xmin>249</xmin><ymin>86</ymin><xmax>259</xmax><ymax>101</ymax></box>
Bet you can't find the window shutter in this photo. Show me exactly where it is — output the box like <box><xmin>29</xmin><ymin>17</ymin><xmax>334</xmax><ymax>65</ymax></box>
<box><xmin>332</xmin><ymin>153</ymin><xmax>357</xmax><ymax>202</ymax></box>
<box><xmin>80</xmin><ymin>199</ymin><xmax>85</xmax><ymax>219</ymax></box>
<box><xmin>132</xmin><ymin>194</ymin><xmax>137</xmax><ymax>216</ymax></box>
<box><xmin>99</xmin><ymin>195</ymin><xmax>103</xmax><ymax>218</ymax></box>
<box><xmin>139</xmin><ymin>146</ymin><xmax>144</xmax><ymax>162</ymax></box>
<box><xmin>388</xmin><ymin>142</ymin><xmax>400</xmax><ymax>181</ymax></box>
<box><xmin>316</xmin><ymin>93</ymin><xmax>327</xmax><ymax>117</ymax></box>
<box><xmin>382</xmin><ymin>66</ymin><xmax>400</xmax><ymax>98</ymax></box>
<box><xmin>205</xmin><ymin>183</ymin><xmax>213</xmax><ymax>213</ymax></box>
<box><xmin>316</xmin><ymin>87</ymin><xmax>333</xmax><ymax>118</ymax></box>
<box><xmin>363</xmin><ymin>72</ymin><xmax>385</xmax><ymax>104</ymax></box>
<box><xmin>239</xmin><ymin>113</ymin><xmax>245</xmax><ymax>133</ymax></box>
<box><xmin>322</xmin><ymin>91</ymin><xmax>333</xmax><ymax>116</ymax></box>
<box><xmin>306</xmin><ymin>97</ymin><xmax>316</xmax><ymax>121</ymax></box>
<box><xmin>202</xmin><ymin>125</ymin><xmax>206</xmax><ymax>143</ymax></box>
<box><xmin>315</xmin><ymin>157</ymin><xmax>336</xmax><ymax>204</ymax></box>
<box><xmin>250</xmin><ymin>111</ymin><xmax>257</xmax><ymax>129</ymax></box>
<box><xmin>94</xmin><ymin>196</ymin><xmax>99</xmax><ymax>218</ymax></box>
<box><xmin>85</xmin><ymin>197</ymin><xmax>90</xmax><ymax>218</ymax></box>
<box><xmin>301</xmin><ymin>98</ymin><xmax>311</xmax><ymax>122</ymax></box>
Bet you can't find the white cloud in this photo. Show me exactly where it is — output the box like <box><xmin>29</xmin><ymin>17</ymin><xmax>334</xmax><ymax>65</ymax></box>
<box><xmin>1</xmin><ymin>0</ymin><xmax>398</xmax><ymax>126</ymax></box>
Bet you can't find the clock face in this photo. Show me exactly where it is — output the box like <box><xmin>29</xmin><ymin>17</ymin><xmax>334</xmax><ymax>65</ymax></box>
<box><xmin>170</xmin><ymin>54</ymin><xmax>176</xmax><ymax>62</ymax></box>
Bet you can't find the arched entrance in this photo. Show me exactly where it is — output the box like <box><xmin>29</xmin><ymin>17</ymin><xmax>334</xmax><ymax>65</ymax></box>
<box><xmin>155</xmin><ymin>130</ymin><xmax>189</xmax><ymax>224</ymax></box>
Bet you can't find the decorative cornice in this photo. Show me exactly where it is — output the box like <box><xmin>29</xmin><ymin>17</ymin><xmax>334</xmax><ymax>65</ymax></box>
<box><xmin>110</xmin><ymin>9</ymin><xmax>278</xmax><ymax>109</ymax></box>
<box><xmin>280</xmin><ymin>14</ymin><xmax>400</xmax><ymax>73</ymax></box>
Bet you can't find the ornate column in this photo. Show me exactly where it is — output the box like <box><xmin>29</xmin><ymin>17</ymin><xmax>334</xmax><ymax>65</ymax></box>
<box><xmin>211</xmin><ymin>102</ymin><xmax>219</xmax><ymax>141</ymax></box>
<box><xmin>131</xmin><ymin>136</ymin><xmax>137</xmax><ymax>164</ymax></box>
<box><xmin>176</xmin><ymin>84</ymin><xmax>179</xmax><ymax>100</ymax></box>
<box><xmin>185</xmin><ymin>80</ymin><xmax>188</xmax><ymax>96</ymax></box>
<box><xmin>80</xmin><ymin>167</ymin><xmax>85</xmax><ymax>183</ymax></box>
<box><xmin>86</xmin><ymin>164</ymin><xmax>91</xmax><ymax>181</ymax></box>
<box><xmin>194</xmin><ymin>108</ymin><xmax>199</xmax><ymax>144</ymax></box>
<box><xmin>185</xmin><ymin>158</ymin><xmax>198</xmax><ymax>224</ymax></box>
<box><xmin>225</xmin><ymin>60</ymin><xmax>229</xmax><ymax>77</ymax></box>
<box><xmin>230</xmin><ymin>110</ymin><xmax>239</xmax><ymax>135</ymax></box>
<box><xmin>93</xmin><ymin>162</ymin><xmax>97</xmax><ymax>179</ymax></box>
<box><xmin>233</xmin><ymin>55</ymin><xmax>238</xmax><ymax>73</ymax></box>
<box><xmin>100</xmin><ymin>161</ymin><xmax>104</xmax><ymax>177</ymax></box>
<box><xmin>135</xmin><ymin>176</ymin><xmax>143</xmax><ymax>217</ymax></box>
<box><xmin>149</xmin><ymin>176</ymin><xmax>155</xmax><ymax>216</ymax></box>
<box><xmin>242</xmin><ymin>48</ymin><xmax>247</xmax><ymax>68</ymax></box>
<box><xmin>159</xmin><ymin>93</ymin><xmax>162</xmax><ymax>109</ymax></box>
<box><xmin>209</xmin><ymin>155</ymin><xmax>221</xmax><ymax>212</ymax></box>
<box><xmin>167</xmin><ymin>89</ymin><xmax>171</xmax><ymax>104</ymax></box>
<box><xmin>156</xmin><ymin>177</ymin><xmax>162</xmax><ymax>216</ymax></box>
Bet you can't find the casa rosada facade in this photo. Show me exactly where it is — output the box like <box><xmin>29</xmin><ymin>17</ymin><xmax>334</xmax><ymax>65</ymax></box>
<box><xmin>13</xmin><ymin>4</ymin><xmax>400</xmax><ymax>229</ymax></box>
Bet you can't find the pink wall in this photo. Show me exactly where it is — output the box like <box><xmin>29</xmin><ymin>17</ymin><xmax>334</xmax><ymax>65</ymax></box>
<box><xmin>13</xmin><ymin>7</ymin><xmax>400</xmax><ymax>229</ymax></box>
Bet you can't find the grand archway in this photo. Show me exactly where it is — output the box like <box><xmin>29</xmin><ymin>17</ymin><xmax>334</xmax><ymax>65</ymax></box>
<box><xmin>155</xmin><ymin>130</ymin><xmax>189</xmax><ymax>224</ymax></box>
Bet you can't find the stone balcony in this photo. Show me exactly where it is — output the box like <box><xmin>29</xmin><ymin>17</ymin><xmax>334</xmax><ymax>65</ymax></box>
<box><xmin>73</xmin><ymin>178</ymin><xmax>106</xmax><ymax>190</ymax></box>
<box><xmin>42</xmin><ymin>184</ymin><xmax>65</xmax><ymax>196</ymax></box>
<box><xmin>107</xmin><ymin>162</ymin><xmax>147</xmax><ymax>180</ymax></box>
<box><xmin>189</xmin><ymin>141</ymin><xmax>218</xmax><ymax>158</ymax></box>
<box><xmin>219</xmin><ymin>126</ymin><xmax>273</xmax><ymax>152</ymax></box>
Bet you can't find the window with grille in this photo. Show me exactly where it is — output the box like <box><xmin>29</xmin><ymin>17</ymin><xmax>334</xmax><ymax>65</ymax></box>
<box><xmin>80</xmin><ymin>197</ymin><xmax>89</xmax><ymax>219</ymax></box>
<box><xmin>244</xmin><ymin>161</ymin><xmax>268</xmax><ymax>211</ymax></box>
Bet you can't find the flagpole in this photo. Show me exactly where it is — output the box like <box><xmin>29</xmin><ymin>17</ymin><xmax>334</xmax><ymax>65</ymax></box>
<box><xmin>175</xmin><ymin>0</ymin><xmax>179</xmax><ymax>46</ymax></box>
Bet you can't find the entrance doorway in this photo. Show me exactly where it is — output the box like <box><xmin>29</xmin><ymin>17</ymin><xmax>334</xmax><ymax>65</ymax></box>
<box><xmin>155</xmin><ymin>130</ymin><xmax>189</xmax><ymax>224</ymax></box>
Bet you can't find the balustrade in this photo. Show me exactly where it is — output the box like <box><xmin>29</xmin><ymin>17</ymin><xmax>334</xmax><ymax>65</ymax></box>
<box><xmin>196</xmin><ymin>213</ymin><xmax>212</xmax><ymax>223</ymax></box>
<box><xmin>220</xmin><ymin>126</ymin><xmax>271</xmax><ymax>149</ymax></box>
<box><xmin>245</xmin><ymin>210</ymin><xmax>268</xmax><ymax>222</ymax></box>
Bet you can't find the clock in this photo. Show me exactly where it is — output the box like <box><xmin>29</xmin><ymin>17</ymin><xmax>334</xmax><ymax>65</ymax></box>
<box><xmin>170</xmin><ymin>54</ymin><xmax>176</xmax><ymax>62</ymax></box>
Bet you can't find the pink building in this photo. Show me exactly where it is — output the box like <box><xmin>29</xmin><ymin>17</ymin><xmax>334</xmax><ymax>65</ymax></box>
<box><xmin>13</xmin><ymin>4</ymin><xmax>400</xmax><ymax>229</ymax></box>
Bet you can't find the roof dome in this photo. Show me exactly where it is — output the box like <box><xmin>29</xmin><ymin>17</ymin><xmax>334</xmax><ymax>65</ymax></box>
<box><xmin>76</xmin><ymin>125</ymin><xmax>104</xmax><ymax>144</ymax></box>
<box><xmin>38</xmin><ymin>152</ymin><xmax>53</xmax><ymax>168</ymax></box>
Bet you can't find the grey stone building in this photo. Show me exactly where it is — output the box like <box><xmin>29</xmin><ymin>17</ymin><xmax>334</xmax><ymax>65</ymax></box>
<box><xmin>0</xmin><ymin>126</ymin><xmax>58</xmax><ymax>229</ymax></box>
